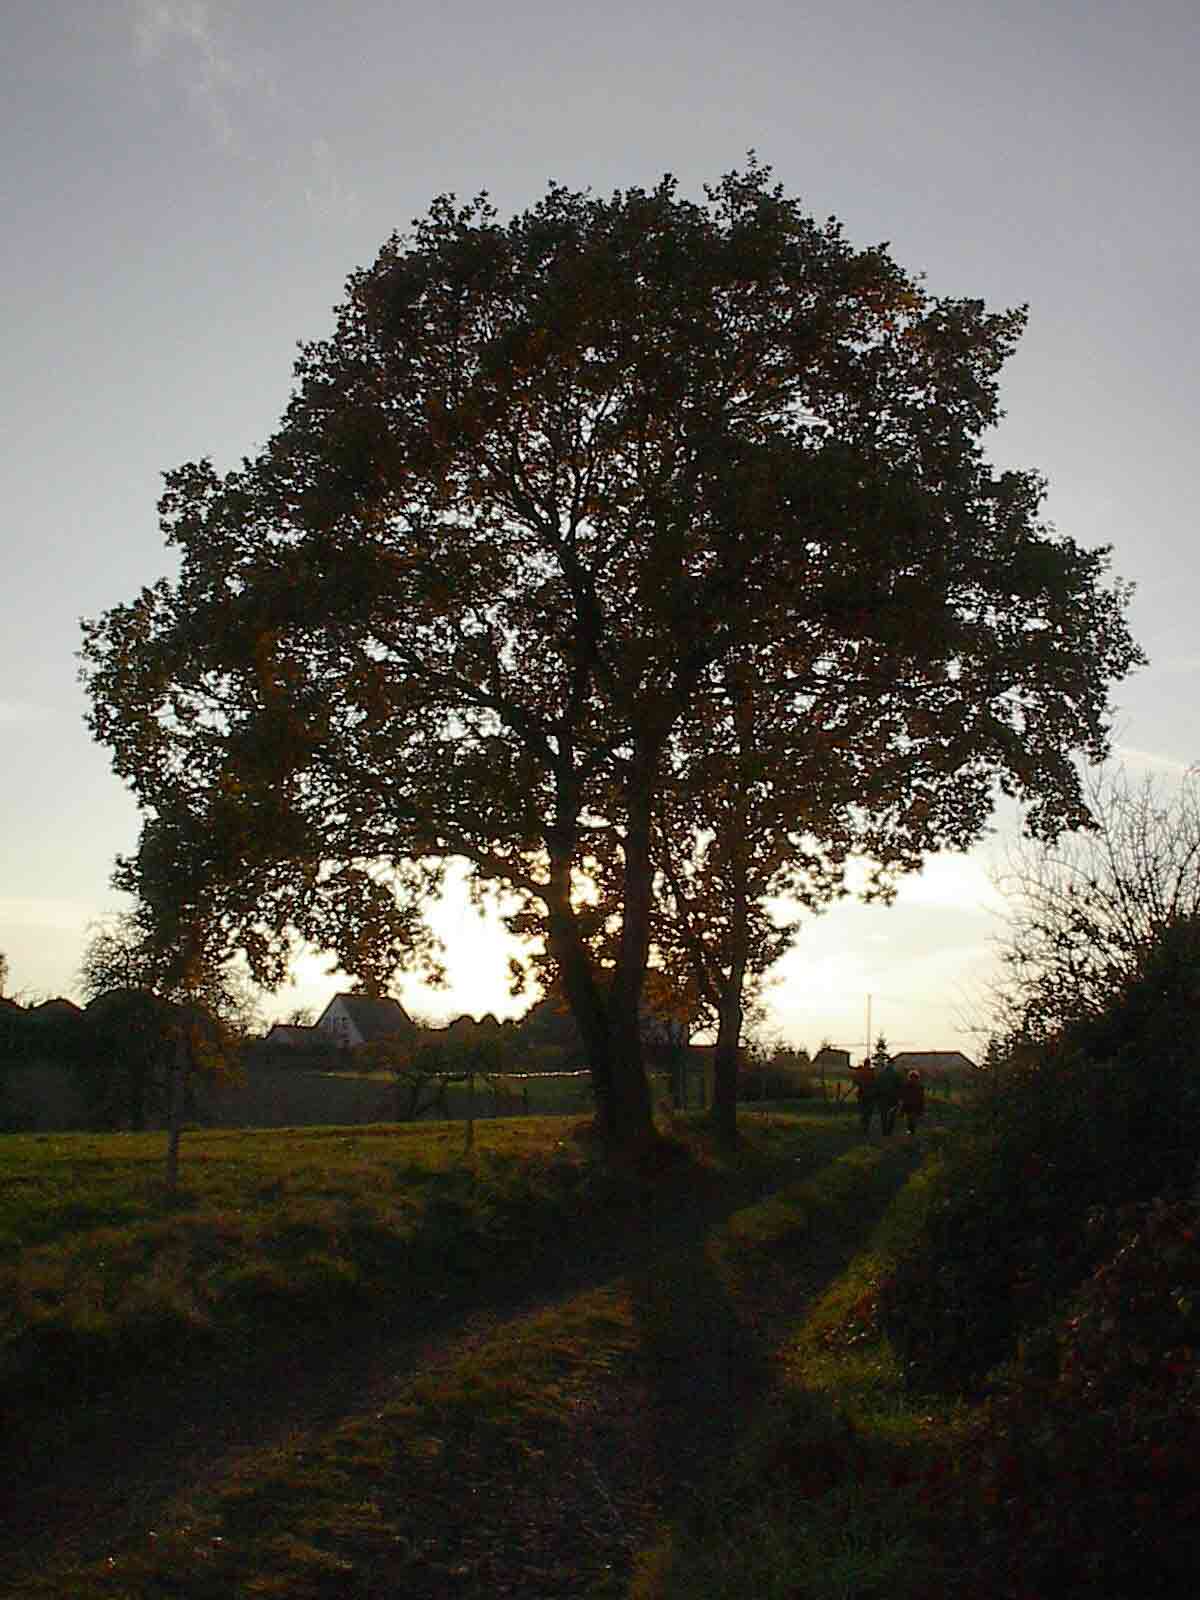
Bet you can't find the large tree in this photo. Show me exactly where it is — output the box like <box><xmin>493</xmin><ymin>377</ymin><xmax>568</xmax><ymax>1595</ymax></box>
<box><xmin>81</xmin><ymin>163</ymin><xmax>1142</xmax><ymax>1162</ymax></box>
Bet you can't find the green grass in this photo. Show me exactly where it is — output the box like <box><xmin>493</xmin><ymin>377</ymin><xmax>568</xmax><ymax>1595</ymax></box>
<box><xmin>13</xmin><ymin>1280</ymin><xmax>647</xmax><ymax>1598</ymax></box>
<box><xmin>633</xmin><ymin>1129</ymin><xmax>973</xmax><ymax>1600</ymax></box>
<box><xmin>0</xmin><ymin>1117</ymin><xmax>618</xmax><ymax>1414</ymax></box>
<box><xmin>2</xmin><ymin>1109</ymin><xmax>973</xmax><ymax>1598</ymax></box>
<box><xmin>0</xmin><ymin>1119</ymin><xmax>577</xmax><ymax>1241</ymax></box>
<box><xmin>3</xmin><ymin>1108</ymin><xmax>931</xmax><ymax>1599</ymax></box>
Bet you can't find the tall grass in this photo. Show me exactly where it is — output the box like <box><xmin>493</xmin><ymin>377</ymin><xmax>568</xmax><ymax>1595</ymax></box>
<box><xmin>0</xmin><ymin>1118</ymin><xmax>612</xmax><ymax>1415</ymax></box>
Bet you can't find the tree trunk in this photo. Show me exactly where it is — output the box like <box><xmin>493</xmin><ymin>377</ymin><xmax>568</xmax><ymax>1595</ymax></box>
<box><xmin>711</xmin><ymin>980</ymin><xmax>745</xmax><ymax>1150</ymax></box>
<box><xmin>546</xmin><ymin>810</ymin><xmax>657</xmax><ymax>1164</ymax></box>
<box><xmin>601</xmin><ymin>999</ymin><xmax>656</xmax><ymax>1159</ymax></box>
<box><xmin>710</xmin><ymin>681</ymin><xmax>752</xmax><ymax>1151</ymax></box>
<box><xmin>604</xmin><ymin>760</ymin><xmax>660</xmax><ymax>1159</ymax></box>
<box><xmin>164</xmin><ymin>1033</ymin><xmax>187</xmax><ymax>1192</ymax></box>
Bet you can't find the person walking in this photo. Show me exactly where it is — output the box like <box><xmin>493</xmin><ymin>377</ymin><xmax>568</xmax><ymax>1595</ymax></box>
<box><xmin>850</xmin><ymin>1059</ymin><xmax>878</xmax><ymax>1136</ymax></box>
<box><xmin>875</xmin><ymin>1055</ymin><xmax>901</xmax><ymax>1136</ymax></box>
<box><xmin>899</xmin><ymin>1069</ymin><xmax>926</xmax><ymax>1135</ymax></box>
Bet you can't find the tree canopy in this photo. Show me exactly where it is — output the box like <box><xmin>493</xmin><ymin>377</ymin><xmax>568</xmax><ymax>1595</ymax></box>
<box><xmin>81</xmin><ymin>161</ymin><xmax>1143</xmax><ymax>1160</ymax></box>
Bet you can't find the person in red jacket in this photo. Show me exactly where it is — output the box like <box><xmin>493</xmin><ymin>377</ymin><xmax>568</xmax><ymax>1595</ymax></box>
<box><xmin>899</xmin><ymin>1069</ymin><xmax>926</xmax><ymax>1135</ymax></box>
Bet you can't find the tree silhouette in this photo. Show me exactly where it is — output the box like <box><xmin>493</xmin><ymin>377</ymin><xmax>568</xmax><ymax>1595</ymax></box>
<box><xmin>78</xmin><ymin>910</ymin><xmax>246</xmax><ymax>1185</ymax></box>
<box><xmin>81</xmin><ymin>162</ymin><xmax>1142</xmax><ymax>1162</ymax></box>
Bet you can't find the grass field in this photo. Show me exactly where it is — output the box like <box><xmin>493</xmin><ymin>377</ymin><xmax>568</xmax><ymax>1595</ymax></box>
<box><xmin>1</xmin><ymin>1117</ymin><xmax>616</xmax><ymax>1414</ymax></box>
<box><xmin>2</xmin><ymin>1108</ymin><xmax>960</xmax><ymax>1597</ymax></box>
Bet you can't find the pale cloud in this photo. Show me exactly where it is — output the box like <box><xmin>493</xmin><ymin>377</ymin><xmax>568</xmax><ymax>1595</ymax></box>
<box><xmin>1113</xmin><ymin>745</ymin><xmax>1195</xmax><ymax>777</ymax></box>
<box><xmin>838</xmin><ymin>852</ymin><xmax>1007</xmax><ymax>914</ymax></box>
<box><xmin>130</xmin><ymin>1</ymin><xmax>271</xmax><ymax>149</ymax></box>
<box><xmin>770</xmin><ymin>922</ymin><xmax>1000</xmax><ymax>1053</ymax></box>
<box><xmin>129</xmin><ymin>5</ymin><xmax>350</xmax><ymax>225</ymax></box>
<box><xmin>304</xmin><ymin>137</ymin><xmax>361</xmax><ymax>228</ymax></box>
<box><xmin>893</xmin><ymin>854</ymin><xmax>1008</xmax><ymax>914</ymax></box>
<box><xmin>1143</xmin><ymin>656</ymin><xmax>1200</xmax><ymax>677</ymax></box>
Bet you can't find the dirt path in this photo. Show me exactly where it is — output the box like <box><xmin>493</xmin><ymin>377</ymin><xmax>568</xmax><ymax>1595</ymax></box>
<box><xmin>3</xmin><ymin>1138</ymin><xmax>917</xmax><ymax>1597</ymax></box>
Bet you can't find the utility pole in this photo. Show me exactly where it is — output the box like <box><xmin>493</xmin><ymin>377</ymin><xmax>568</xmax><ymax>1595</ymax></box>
<box><xmin>865</xmin><ymin>993</ymin><xmax>871</xmax><ymax>1064</ymax></box>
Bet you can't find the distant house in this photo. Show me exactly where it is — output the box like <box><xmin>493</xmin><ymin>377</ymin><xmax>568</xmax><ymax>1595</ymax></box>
<box><xmin>315</xmin><ymin>993</ymin><xmax>415</xmax><ymax>1051</ymax></box>
<box><xmin>442</xmin><ymin>1012</ymin><xmax>505</xmax><ymax>1039</ymax></box>
<box><xmin>261</xmin><ymin>1023</ymin><xmax>325</xmax><ymax>1051</ymax></box>
<box><xmin>812</xmin><ymin>1046</ymin><xmax>851</xmax><ymax>1076</ymax></box>
<box><xmin>892</xmin><ymin>1050</ymin><xmax>976</xmax><ymax>1081</ymax></box>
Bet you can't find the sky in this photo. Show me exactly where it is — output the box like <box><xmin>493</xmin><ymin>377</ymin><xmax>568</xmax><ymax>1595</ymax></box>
<box><xmin>2</xmin><ymin>0</ymin><xmax>1197</xmax><ymax>1056</ymax></box>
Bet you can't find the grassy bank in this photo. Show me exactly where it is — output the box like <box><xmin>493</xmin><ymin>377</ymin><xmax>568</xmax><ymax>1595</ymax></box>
<box><xmin>2</xmin><ymin>1109</ymin><xmax>933</xmax><ymax>1597</ymax></box>
<box><xmin>1</xmin><ymin>1117</ymin><xmax>627</xmax><ymax>1418</ymax></box>
<box><xmin>632</xmin><ymin>1131</ymin><xmax>965</xmax><ymax>1599</ymax></box>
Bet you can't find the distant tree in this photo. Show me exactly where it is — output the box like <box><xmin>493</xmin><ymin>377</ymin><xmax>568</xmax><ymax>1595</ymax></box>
<box><xmin>995</xmin><ymin>765</ymin><xmax>1200</xmax><ymax>1038</ymax></box>
<box><xmin>79</xmin><ymin>912</ymin><xmax>263</xmax><ymax>1039</ymax></box>
<box><xmin>509</xmin><ymin>989</ymin><xmax>587</xmax><ymax>1072</ymax></box>
<box><xmin>81</xmin><ymin>163</ymin><xmax>1142</xmax><ymax>1165</ymax></box>
<box><xmin>82</xmin><ymin>986</ymin><xmax>177</xmax><ymax>1132</ymax></box>
<box><xmin>0</xmin><ymin>950</ymin><xmax>8</xmax><ymax>997</ymax></box>
<box><xmin>365</xmin><ymin>1027</ymin><xmax>517</xmax><ymax>1151</ymax></box>
<box><xmin>77</xmin><ymin>910</ymin><xmax>245</xmax><ymax>1185</ymax></box>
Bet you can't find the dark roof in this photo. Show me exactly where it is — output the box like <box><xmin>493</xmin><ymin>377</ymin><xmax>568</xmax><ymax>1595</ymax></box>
<box><xmin>444</xmin><ymin>1012</ymin><xmax>504</xmax><ymax>1034</ymax></box>
<box><xmin>321</xmin><ymin>993</ymin><xmax>414</xmax><ymax>1042</ymax></box>
<box><xmin>892</xmin><ymin>1051</ymin><xmax>977</xmax><ymax>1074</ymax></box>
<box><xmin>86</xmin><ymin>987</ymin><xmax>159</xmax><ymax>1013</ymax></box>
<box><xmin>263</xmin><ymin>1023</ymin><xmax>323</xmax><ymax>1048</ymax></box>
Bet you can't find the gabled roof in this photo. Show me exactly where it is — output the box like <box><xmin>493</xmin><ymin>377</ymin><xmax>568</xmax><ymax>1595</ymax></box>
<box><xmin>318</xmin><ymin>993</ymin><xmax>413</xmax><ymax>1042</ymax></box>
<box><xmin>892</xmin><ymin>1050</ymin><xmax>977</xmax><ymax>1074</ymax></box>
<box><xmin>263</xmin><ymin>1023</ymin><xmax>323</xmax><ymax>1048</ymax></box>
<box><xmin>444</xmin><ymin>1012</ymin><xmax>504</xmax><ymax>1035</ymax></box>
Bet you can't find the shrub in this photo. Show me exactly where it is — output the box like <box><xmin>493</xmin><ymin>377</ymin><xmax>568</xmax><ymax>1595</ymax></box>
<box><xmin>941</xmin><ymin>1196</ymin><xmax>1200</xmax><ymax>1598</ymax></box>
<box><xmin>880</xmin><ymin>918</ymin><xmax>1200</xmax><ymax>1393</ymax></box>
<box><xmin>879</xmin><ymin>1132</ymin><xmax>1084</xmax><ymax>1392</ymax></box>
<box><xmin>739</xmin><ymin>1061</ymin><xmax>817</xmax><ymax>1103</ymax></box>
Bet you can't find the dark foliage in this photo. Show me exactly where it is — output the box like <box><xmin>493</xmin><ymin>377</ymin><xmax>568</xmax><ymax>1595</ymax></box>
<box><xmin>880</xmin><ymin>917</ymin><xmax>1200</xmax><ymax>1394</ymax></box>
<box><xmin>923</xmin><ymin>1196</ymin><xmax>1200</xmax><ymax>1599</ymax></box>
<box><xmin>80</xmin><ymin>164</ymin><xmax>1142</xmax><ymax>1163</ymax></box>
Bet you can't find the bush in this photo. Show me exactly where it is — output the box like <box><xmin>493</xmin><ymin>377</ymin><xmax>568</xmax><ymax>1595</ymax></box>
<box><xmin>941</xmin><ymin>1196</ymin><xmax>1200</xmax><ymax>1598</ymax></box>
<box><xmin>880</xmin><ymin>918</ymin><xmax>1200</xmax><ymax>1393</ymax></box>
<box><xmin>739</xmin><ymin>1058</ymin><xmax>817</xmax><ymax>1103</ymax></box>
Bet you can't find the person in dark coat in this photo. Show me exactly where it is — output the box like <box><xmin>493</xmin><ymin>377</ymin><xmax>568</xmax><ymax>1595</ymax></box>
<box><xmin>850</xmin><ymin>1060</ymin><xmax>878</xmax><ymax>1135</ymax></box>
<box><xmin>875</xmin><ymin>1058</ymin><xmax>901</xmax><ymax>1135</ymax></box>
<box><xmin>899</xmin><ymin>1069</ymin><xmax>926</xmax><ymax>1135</ymax></box>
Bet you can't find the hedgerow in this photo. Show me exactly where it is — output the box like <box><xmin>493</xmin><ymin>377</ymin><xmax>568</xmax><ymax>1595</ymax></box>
<box><xmin>935</xmin><ymin>1195</ymin><xmax>1200</xmax><ymax>1598</ymax></box>
<box><xmin>880</xmin><ymin>917</ymin><xmax>1200</xmax><ymax>1394</ymax></box>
